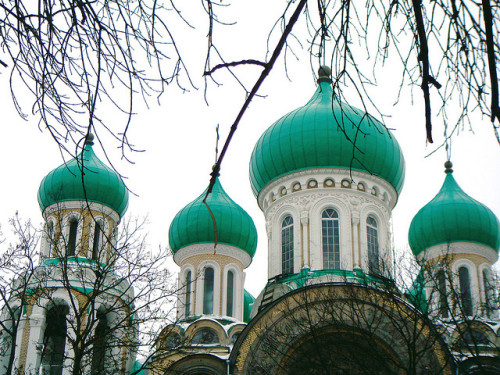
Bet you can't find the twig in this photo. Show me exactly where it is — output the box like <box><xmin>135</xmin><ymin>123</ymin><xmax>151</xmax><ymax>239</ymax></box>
<box><xmin>204</xmin><ymin>0</ymin><xmax>308</xmax><ymax>198</ymax></box>
<box><xmin>481</xmin><ymin>0</ymin><xmax>500</xmax><ymax>129</ymax></box>
<box><xmin>204</xmin><ymin>59</ymin><xmax>267</xmax><ymax>76</ymax></box>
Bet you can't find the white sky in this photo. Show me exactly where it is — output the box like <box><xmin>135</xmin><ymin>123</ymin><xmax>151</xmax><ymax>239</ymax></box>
<box><xmin>0</xmin><ymin>1</ymin><xmax>499</xmax><ymax>298</ymax></box>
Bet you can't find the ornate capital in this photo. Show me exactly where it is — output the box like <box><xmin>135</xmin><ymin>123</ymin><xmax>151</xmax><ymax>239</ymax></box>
<box><xmin>300</xmin><ymin>212</ymin><xmax>309</xmax><ymax>225</ymax></box>
<box><xmin>352</xmin><ymin>211</ymin><xmax>360</xmax><ymax>225</ymax></box>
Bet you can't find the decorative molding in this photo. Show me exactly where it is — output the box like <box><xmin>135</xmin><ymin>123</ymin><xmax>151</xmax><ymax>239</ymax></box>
<box><xmin>418</xmin><ymin>242</ymin><xmax>498</xmax><ymax>264</ymax></box>
<box><xmin>44</xmin><ymin>201</ymin><xmax>120</xmax><ymax>222</ymax></box>
<box><xmin>352</xmin><ymin>210</ymin><xmax>360</xmax><ymax>225</ymax></box>
<box><xmin>257</xmin><ymin>168</ymin><xmax>398</xmax><ymax>212</ymax></box>
<box><xmin>300</xmin><ymin>212</ymin><xmax>309</xmax><ymax>225</ymax></box>
<box><xmin>264</xmin><ymin>188</ymin><xmax>391</xmax><ymax>221</ymax></box>
<box><xmin>173</xmin><ymin>243</ymin><xmax>252</xmax><ymax>268</ymax></box>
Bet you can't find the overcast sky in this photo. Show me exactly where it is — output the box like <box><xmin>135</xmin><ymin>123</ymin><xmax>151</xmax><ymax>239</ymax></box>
<box><xmin>0</xmin><ymin>2</ymin><xmax>499</xmax><ymax>298</ymax></box>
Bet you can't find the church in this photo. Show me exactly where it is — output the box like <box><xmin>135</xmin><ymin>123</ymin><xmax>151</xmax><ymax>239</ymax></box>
<box><xmin>1</xmin><ymin>66</ymin><xmax>499</xmax><ymax>374</ymax></box>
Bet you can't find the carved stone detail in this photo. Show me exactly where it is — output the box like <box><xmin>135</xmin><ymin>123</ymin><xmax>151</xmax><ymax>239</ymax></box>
<box><xmin>265</xmin><ymin>189</ymin><xmax>390</xmax><ymax>220</ymax></box>
<box><xmin>258</xmin><ymin>168</ymin><xmax>398</xmax><ymax>211</ymax></box>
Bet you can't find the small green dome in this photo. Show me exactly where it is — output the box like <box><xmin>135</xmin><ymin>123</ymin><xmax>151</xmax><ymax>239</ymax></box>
<box><xmin>243</xmin><ymin>289</ymin><xmax>255</xmax><ymax>323</ymax></box>
<box><xmin>408</xmin><ymin>164</ymin><xmax>500</xmax><ymax>256</ymax></box>
<box><xmin>249</xmin><ymin>74</ymin><xmax>405</xmax><ymax>197</ymax></box>
<box><xmin>169</xmin><ymin>179</ymin><xmax>258</xmax><ymax>258</ymax></box>
<box><xmin>38</xmin><ymin>137</ymin><xmax>129</xmax><ymax>216</ymax></box>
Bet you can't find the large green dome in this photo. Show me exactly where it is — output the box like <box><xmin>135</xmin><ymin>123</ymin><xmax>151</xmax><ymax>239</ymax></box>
<box><xmin>408</xmin><ymin>163</ymin><xmax>500</xmax><ymax>256</ymax></box>
<box><xmin>249</xmin><ymin>76</ymin><xmax>405</xmax><ymax>197</ymax></box>
<box><xmin>169</xmin><ymin>178</ymin><xmax>258</xmax><ymax>258</ymax></box>
<box><xmin>38</xmin><ymin>136</ymin><xmax>129</xmax><ymax>216</ymax></box>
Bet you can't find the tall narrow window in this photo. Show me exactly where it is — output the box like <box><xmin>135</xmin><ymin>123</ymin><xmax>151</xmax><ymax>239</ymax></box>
<box><xmin>91</xmin><ymin>311</ymin><xmax>109</xmax><ymax>375</ymax></box>
<box><xmin>185</xmin><ymin>271</ymin><xmax>192</xmax><ymax>317</ymax></box>
<box><xmin>41</xmin><ymin>305</ymin><xmax>69</xmax><ymax>375</ymax></box>
<box><xmin>459</xmin><ymin>266</ymin><xmax>473</xmax><ymax>316</ymax></box>
<box><xmin>483</xmin><ymin>270</ymin><xmax>492</xmax><ymax>317</ymax></box>
<box><xmin>203</xmin><ymin>267</ymin><xmax>214</xmax><ymax>314</ymax></box>
<box><xmin>281</xmin><ymin>216</ymin><xmax>294</xmax><ymax>275</ymax></box>
<box><xmin>437</xmin><ymin>270</ymin><xmax>449</xmax><ymax>318</ymax></box>
<box><xmin>226</xmin><ymin>270</ymin><xmax>235</xmax><ymax>317</ymax></box>
<box><xmin>322</xmin><ymin>209</ymin><xmax>340</xmax><ymax>269</ymax></box>
<box><xmin>92</xmin><ymin>222</ymin><xmax>102</xmax><ymax>261</ymax></box>
<box><xmin>47</xmin><ymin>222</ymin><xmax>54</xmax><ymax>255</ymax></box>
<box><xmin>67</xmin><ymin>219</ymin><xmax>78</xmax><ymax>256</ymax></box>
<box><xmin>366</xmin><ymin>216</ymin><xmax>379</xmax><ymax>273</ymax></box>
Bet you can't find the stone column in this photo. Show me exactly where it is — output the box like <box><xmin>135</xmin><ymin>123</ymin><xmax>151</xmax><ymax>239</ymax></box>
<box><xmin>352</xmin><ymin>212</ymin><xmax>360</xmax><ymax>269</ymax></box>
<box><xmin>266</xmin><ymin>221</ymin><xmax>274</xmax><ymax>278</ymax></box>
<box><xmin>23</xmin><ymin>313</ymin><xmax>45</xmax><ymax>374</ymax></box>
<box><xmin>300</xmin><ymin>212</ymin><xmax>310</xmax><ymax>269</ymax></box>
<box><xmin>12</xmin><ymin>315</ymin><xmax>27</xmax><ymax>371</ymax></box>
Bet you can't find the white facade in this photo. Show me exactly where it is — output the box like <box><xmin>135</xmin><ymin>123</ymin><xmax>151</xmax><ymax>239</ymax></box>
<box><xmin>174</xmin><ymin>243</ymin><xmax>249</xmax><ymax>322</ymax></box>
<box><xmin>259</xmin><ymin>168</ymin><xmax>396</xmax><ymax>279</ymax></box>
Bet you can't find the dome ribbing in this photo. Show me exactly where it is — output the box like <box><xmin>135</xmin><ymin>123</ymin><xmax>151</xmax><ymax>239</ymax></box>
<box><xmin>38</xmin><ymin>137</ymin><xmax>129</xmax><ymax>216</ymax></box>
<box><xmin>249</xmin><ymin>72</ymin><xmax>405</xmax><ymax>197</ymax></box>
<box><xmin>169</xmin><ymin>179</ymin><xmax>258</xmax><ymax>258</ymax></box>
<box><xmin>408</xmin><ymin>163</ymin><xmax>500</xmax><ymax>256</ymax></box>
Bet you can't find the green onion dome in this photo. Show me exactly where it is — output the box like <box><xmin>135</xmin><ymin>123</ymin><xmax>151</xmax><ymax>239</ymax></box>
<box><xmin>169</xmin><ymin>178</ymin><xmax>258</xmax><ymax>258</ymax></box>
<box><xmin>408</xmin><ymin>162</ymin><xmax>500</xmax><ymax>256</ymax></box>
<box><xmin>243</xmin><ymin>289</ymin><xmax>255</xmax><ymax>323</ymax></box>
<box><xmin>38</xmin><ymin>135</ymin><xmax>129</xmax><ymax>216</ymax></box>
<box><xmin>249</xmin><ymin>67</ymin><xmax>405</xmax><ymax>197</ymax></box>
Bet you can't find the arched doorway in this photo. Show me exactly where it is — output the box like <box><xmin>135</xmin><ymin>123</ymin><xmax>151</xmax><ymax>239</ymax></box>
<box><xmin>230</xmin><ymin>283</ymin><xmax>455</xmax><ymax>375</ymax></box>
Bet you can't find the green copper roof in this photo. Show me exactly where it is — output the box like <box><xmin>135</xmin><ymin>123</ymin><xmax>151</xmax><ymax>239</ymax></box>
<box><xmin>169</xmin><ymin>178</ymin><xmax>258</xmax><ymax>258</ymax></box>
<box><xmin>38</xmin><ymin>137</ymin><xmax>129</xmax><ymax>216</ymax></box>
<box><xmin>405</xmin><ymin>268</ymin><xmax>428</xmax><ymax>314</ymax></box>
<box><xmin>408</xmin><ymin>164</ymin><xmax>500</xmax><ymax>256</ymax></box>
<box><xmin>130</xmin><ymin>361</ymin><xmax>145</xmax><ymax>375</ymax></box>
<box><xmin>249</xmin><ymin>79</ymin><xmax>405</xmax><ymax>197</ymax></box>
<box><xmin>243</xmin><ymin>289</ymin><xmax>255</xmax><ymax>323</ymax></box>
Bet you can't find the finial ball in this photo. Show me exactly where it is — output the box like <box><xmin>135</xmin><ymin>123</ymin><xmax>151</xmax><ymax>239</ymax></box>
<box><xmin>318</xmin><ymin>65</ymin><xmax>331</xmax><ymax>78</ymax></box>
<box><xmin>85</xmin><ymin>133</ymin><xmax>95</xmax><ymax>145</ymax></box>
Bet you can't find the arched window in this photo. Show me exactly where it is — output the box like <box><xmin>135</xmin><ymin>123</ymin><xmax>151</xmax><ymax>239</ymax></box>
<box><xmin>226</xmin><ymin>270</ymin><xmax>235</xmax><ymax>317</ymax></box>
<box><xmin>281</xmin><ymin>216</ymin><xmax>294</xmax><ymax>275</ymax></box>
<box><xmin>163</xmin><ymin>333</ymin><xmax>181</xmax><ymax>349</ymax></box>
<box><xmin>192</xmin><ymin>328</ymin><xmax>219</xmax><ymax>345</ymax></box>
<box><xmin>483</xmin><ymin>270</ymin><xmax>492</xmax><ymax>317</ymax></box>
<box><xmin>67</xmin><ymin>218</ymin><xmax>79</xmax><ymax>256</ymax></box>
<box><xmin>185</xmin><ymin>271</ymin><xmax>192</xmax><ymax>317</ymax></box>
<box><xmin>437</xmin><ymin>270</ymin><xmax>449</xmax><ymax>318</ymax></box>
<box><xmin>459</xmin><ymin>329</ymin><xmax>490</xmax><ymax>347</ymax></box>
<box><xmin>91</xmin><ymin>221</ymin><xmax>103</xmax><ymax>261</ymax></box>
<box><xmin>41</xmin><ymin>305</ymin><xmax>69</xmax><ymax>375</ymax></box>
<box><xmin>322</xmin><ymin>209</ymin><xmax>340</xmax><ymax>269</ymax></box>
<box><xmin>203</xmin><ymin>267</ymin><xmax>214</xmax><ymax>315</ymax></box>
<box><xmin>366</xmin><ymin>216</ymin><xmax>379</xmax><ymax>273</ymax></box>
<box><xmin>458</xmin><ymin>266</ymin><xmax>473</xmax><ymax>316</ymax></box>
<box><xmin>91</xmin><ymin>311</ymin><xmax>109</xmax><ymax>375</ymax></box>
